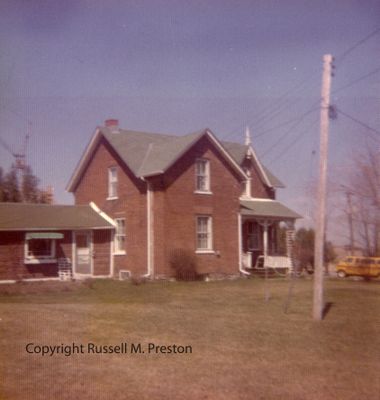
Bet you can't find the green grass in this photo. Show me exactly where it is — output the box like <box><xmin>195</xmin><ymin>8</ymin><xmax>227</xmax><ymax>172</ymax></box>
<box><xmin>0</xmin><ymin>278</ymin><xmax>379</xmax><ymax>399</ymax></box>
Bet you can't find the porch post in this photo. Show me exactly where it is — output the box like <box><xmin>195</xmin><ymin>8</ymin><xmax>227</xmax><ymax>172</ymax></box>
<box><xmin>238</xmin><ymin>212</ymin><xmax>242</xmax><ymax>270</ymax></box>
<box><xmin>263</xmin><ymin>221</ymin><xmax>268</xmax><ymax>258</ymax></box>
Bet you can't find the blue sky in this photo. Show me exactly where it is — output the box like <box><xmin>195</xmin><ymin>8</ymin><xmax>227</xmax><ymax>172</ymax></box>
<box><xmin>1</xmin><ymin>0</ymin><xmax>379</xmax><ymax>243</ymax></box>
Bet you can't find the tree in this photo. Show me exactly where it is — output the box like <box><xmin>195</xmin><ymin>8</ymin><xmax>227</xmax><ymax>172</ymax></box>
<box><xmin>2</xmin><ymin>165</ymin><xmax>21</xmax><ymax>202</ymax></box>
<box><xmin>22</xmin><ymin>165</ymin><xmax>41</xmax><ymax>203</ymax></box>
<box><xmin>278</xmin><ymin>227</ymin><xmax>336</xmax><ymax>271</ymax></box>
<box><xmin>0</xmin><ymin>163</ymin><xmax>52</xmax><ymax>204</ymax></box>
<box><xmin>343</xmin><ymin>147</ymin><xmax>380</xmax><ymax>256</ymax></box>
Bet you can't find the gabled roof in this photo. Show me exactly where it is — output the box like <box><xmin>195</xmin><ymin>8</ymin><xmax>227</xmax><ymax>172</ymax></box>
<box><xmin>103</xmin><ymin>128</ymin><xmax>206</xmax><ymax>177</ymax></box>
<box><xmin>240</xmin><ymin>199</ymin><xmax>302</xmax><ymax>220</ymax></box>
<box><xmin>67</xmin><ymin>125</ymin><xmax>283</xmax><ymax>192</ymax></box>
<box><xmin>0</xmin><ymin>203</ymin><xmax>114</xmax><ymax>231</ymax></box>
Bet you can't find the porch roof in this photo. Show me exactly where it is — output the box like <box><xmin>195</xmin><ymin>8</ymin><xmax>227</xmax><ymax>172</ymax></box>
<box><xmin>240</xmin><ymin>199</ymin><xmax>302</xmax><ymax>220</ymax></box>
<box><xmin>0</xmin><ymin>203</ymin><xmax>114</xmax><ymax>231</ymax></box>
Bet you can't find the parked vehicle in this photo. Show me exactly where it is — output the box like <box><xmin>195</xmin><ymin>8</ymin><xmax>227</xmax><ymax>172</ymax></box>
<box><xmin>336</xmin><ymin>256</ymin><xmax>380</xmax><ymax>279</ymax></box>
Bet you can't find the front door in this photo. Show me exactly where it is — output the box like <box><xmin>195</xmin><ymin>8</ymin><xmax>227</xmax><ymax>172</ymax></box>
<box><xmin>75</xmin><ymin>231</ymin><xmax>92</xmax><ymax>275</ymax></box>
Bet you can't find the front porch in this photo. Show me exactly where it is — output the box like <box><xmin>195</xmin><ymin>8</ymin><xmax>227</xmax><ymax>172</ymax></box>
<box><xmin>238</xmin><ymin>199</ymin><xmax>302</xmax><ymax>272</ymax></box>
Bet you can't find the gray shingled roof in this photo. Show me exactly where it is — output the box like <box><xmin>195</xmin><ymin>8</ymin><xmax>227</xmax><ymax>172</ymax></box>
<box><xmin>240</xmin><ymin>199</ymin><xmax>302</xmax><ymax>220</ymax></box>
<box><xmin>0</xmin><ymin>203</ymin><xmax>114</xmax><ymax>231</ymax></box>
<box><xmin>102</xmin><ymin>128</ymin><xmax>205</xmax><ymax>177</ymax></box>
<box><xmin>101</xmin><ymin>127</ymin><xmax>283</xmax><ymax>187</ymax></box>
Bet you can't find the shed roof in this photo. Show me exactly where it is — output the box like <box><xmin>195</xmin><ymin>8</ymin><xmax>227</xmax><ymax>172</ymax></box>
<box><xmin>240</xmin><ymin>199</ymin><xmax>302</xmax><ymax>220</ymax></box>
<box><xmin>0</xmin><ymin>203</ymin><xmax>114</xmax><ymax>231</ymax></box>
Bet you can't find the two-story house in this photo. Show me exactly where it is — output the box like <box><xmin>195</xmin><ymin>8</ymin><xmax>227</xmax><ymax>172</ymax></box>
<box><xmin>66</xmin><ymin>119</ymin><xmax>301</xmax><ymax>279</ymax></box>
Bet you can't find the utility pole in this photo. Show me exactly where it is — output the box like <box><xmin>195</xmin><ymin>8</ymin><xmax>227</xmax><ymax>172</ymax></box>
<box><xmin>313</xmin><ymin>54</ymin><xmax>333</xmax><ymax>321</ymax></box>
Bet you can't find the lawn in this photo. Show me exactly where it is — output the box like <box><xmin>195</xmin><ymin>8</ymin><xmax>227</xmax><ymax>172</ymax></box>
<box><xmin>0</xmin><ymin>278</ymin><xmax>379</xmax><ymax>400</ymax></box>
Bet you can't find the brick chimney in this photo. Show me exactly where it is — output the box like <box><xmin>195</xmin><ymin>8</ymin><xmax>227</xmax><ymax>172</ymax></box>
<box><xmin>105</xmin><ymin>119</ymin><xmax>119</xmax><ymax>133</ymax></box>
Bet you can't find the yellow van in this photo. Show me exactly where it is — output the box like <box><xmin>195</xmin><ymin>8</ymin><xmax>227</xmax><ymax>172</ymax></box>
<box><xmin>336</xmin><ymin>256</ymin><xmax>380</xmax><ymax>279</ymax></box>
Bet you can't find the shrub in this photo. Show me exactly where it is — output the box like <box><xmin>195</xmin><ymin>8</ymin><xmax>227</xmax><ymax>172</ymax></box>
<box><xmin>130</xmin><ymin>276</ymin><xmax>146</xmax><ymax>285</ymax></box>
<box><xmin>169</xmin><ymin>248</ymin><xmax>199</xmax><ymax>281</ymax></box>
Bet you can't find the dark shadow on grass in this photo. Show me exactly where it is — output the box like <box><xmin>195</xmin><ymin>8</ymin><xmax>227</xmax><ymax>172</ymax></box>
<box><xmin>322</xmin><ymin>302</ymin><xmax>334</xmax><ymax>319</ymax></box>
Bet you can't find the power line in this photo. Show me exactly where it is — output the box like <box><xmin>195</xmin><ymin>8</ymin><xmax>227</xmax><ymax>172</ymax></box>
<box><xmin>221</xmin><ymin>72</ymin><xmax>320</xmax><ymax>141</ymax></box>
<box><xmin>253</xmin><ymin>104</ymin><xmax>319</xmax><ymax>139</ymax></box>
<box><xmin>333</xmin><ymin>65</ymin><xmax>380</xmax><ymax>95</ymax></box>
<box><xmin>336</xmin><ymin>26</ymin><xmax>380</xmax><ymax>64</ymax></box>
<box><xmin>246</xmin><ymin>77</ymin><xmax>315</xmax><ymax>129</ymax></box>
<box><xmin>336</xmin><ymin>107</ymin><xmax>380</xmax><ymax>138</ymax></box>
<box><xmin>222</xmin><ymin>26</ymin><xmax>380</xmax><ymax>144</ymax></box>
<box><xmin>265</xmin><ymin>115</ymin><xmax>320</xmax><ymax>166</ymax></box>
<box><xmin>259</xmin><ymin>107</ymin><xmax>318</xmax><ymax>157</ymax></box>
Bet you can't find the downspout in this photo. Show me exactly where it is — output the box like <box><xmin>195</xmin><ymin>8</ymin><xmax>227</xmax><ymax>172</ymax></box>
<box><xmin>141</xmin><ymin>178</ymin><xmax>154</xmax><ymax>279</ymax></box>
<box><xmin>238</xmin><ymin>212</ymin><xmax>250</xmax><ymax>276</ymax></box>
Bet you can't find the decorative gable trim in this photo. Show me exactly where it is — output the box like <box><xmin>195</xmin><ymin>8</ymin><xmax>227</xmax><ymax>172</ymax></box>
<box><xmin>246</xmin><ymin>145</ymin><xmax>272</xmax><ymax>188</ymax></box>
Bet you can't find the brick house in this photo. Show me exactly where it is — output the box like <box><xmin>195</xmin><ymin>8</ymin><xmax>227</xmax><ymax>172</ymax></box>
<box><xmin>66</xmin><ymin>119</ymin><xmax>301</xmax><ymax>278</ymax></box>
<box><xmin>0</xmin><ymin>202</ymin><xmax>114</xmax><ymax>281</ymax></box>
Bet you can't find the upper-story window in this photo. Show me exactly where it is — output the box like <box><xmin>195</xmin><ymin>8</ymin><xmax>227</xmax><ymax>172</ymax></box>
<box><xmin>195</xmin><ymin>159</ymin><xmax>210</xmax><ymax>193</ymax></box>
<box><xmin>108</xmin><ymin>167</ymin><xmax>118</xmax><ymax>199</ymax></box>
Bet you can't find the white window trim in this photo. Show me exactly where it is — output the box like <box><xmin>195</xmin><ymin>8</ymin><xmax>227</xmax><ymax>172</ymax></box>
<box><xmin>107</xmin><ymin>166</ymin><xmax>118</xmax><ymax>200</ymax></box>
<box><xmin>196</xmin><ymin>215</ymin><xmax>213</xmax><ymax>252</ymax></box>
<box><xmin>114</xmin><ymin>218</ymin><xmax>126</xmax><ymax>255</ymax></box>
<box><xmin>24</xmin><ymin>238</ymin><xmax>57</xmax><ymax>264</ymax></box>
<box><xmin>194</xmin><ymin>158</ymin><xmax>211</xmax><ymax>193</ymax></box>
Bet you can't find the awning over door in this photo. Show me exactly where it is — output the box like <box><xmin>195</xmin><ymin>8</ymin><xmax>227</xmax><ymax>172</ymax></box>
<box><xmin>240</xmin><ymin>199</ymin><xmax>302</xmax><ymax>220</ymax></box>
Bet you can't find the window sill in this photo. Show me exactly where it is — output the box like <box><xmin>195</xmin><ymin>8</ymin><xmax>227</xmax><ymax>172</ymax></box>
<box><xmin>194</xmin><ymin>190</ymin><xmax>213</xmax><ymax>195</ymax></box>
<box><xmin>114</xmin><ymin>251</ymin><xmax>126</xmax><ymax>256</ymax></box>
<box><xmin>25</xmin><ymin>259</ymin><xmax>57</xmax><ymax>265</ymax></box>
<box><xmin>195</xmin><ymin>250</ymin><xmax>215</xmax><ymax>255</ymax></box>
<box><xmin>106</xmin><ymin>196</ymin><xmax>118</xmax><ymax>201</ymax></box>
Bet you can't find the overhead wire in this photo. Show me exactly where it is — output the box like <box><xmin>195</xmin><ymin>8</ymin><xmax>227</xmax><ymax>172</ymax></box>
<box><xmin>260</xmin><ymin>27</ymin><xmax>380</xmax><ymax>163</ymax></box>
<box><xmin>259</xmin><ymin>107</ymin><xmax>319</xmax><ymax>158</ymax></box>
<box><xmin>266</xmin><ymin>115</ymin><xmax>320</xmax><ymax>166</ymax></box>
<box><xmin>336</xmin><ymin>26</ymin><xmax>380</xmax><ymax>64</ymax></box>
<box><xmin>332</xmin><ymin>65</ymin><xmax>380</xmax><ymax>95</ymax></box>
<box><xmin>336</xmin><ymin>107</ymin><xmax>380</xmax><ymax>139</ymax></box>
<box><xmin>253</xmin><ymin>103</ymin><xmax>320</xmax><ymax>139</ymax></box>
<box><xmin>220</xmin><ymin>71</ymin><xmax>320</xmax><ymax>142</ymax></box>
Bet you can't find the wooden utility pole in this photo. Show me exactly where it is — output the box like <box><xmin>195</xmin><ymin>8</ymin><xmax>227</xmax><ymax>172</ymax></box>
<box><xmin>313</xmin><ymin>54</ymin><xmax>333</xmax><ymax>321</ymax></box>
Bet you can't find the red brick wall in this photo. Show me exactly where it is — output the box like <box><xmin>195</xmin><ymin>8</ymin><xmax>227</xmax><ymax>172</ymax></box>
<box><xmin>0</xmin><ymin>231</ymin><xmax>72</xmax><ymax>280</ymax></box>
<box><xmin>150</xmin><ymin>135</ymin><xmax>243</xmax><ymax>277</ymax></box>
<box><xmin>73</xmin><ymin>137</ymin><xmax>148</xmax><ymax>276</ymax></box>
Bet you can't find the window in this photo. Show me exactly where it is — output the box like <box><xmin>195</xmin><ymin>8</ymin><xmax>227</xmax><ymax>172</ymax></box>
<box><xmin>108</xmin><ymin>167</ymin><xmax>118</xmax><ymax>199</ymax></box>
<box><xmin>115</xmin><ymin>218</ymin><xmax>126</xmax><ymax>254</ymax></box>
<box><xmin>196</xmin><ymin>216</ymin><xmax>213</xmax><ymax>251</ymax></box>
<box><xmin>195</xmin><ymin>159</ymin><xmax>210</xmax><ymax>192</ymax></box>
<box><xmin>25</xmin><ymin>238</ymin><xmax>56</xmax><ymax>264</ymax></box>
